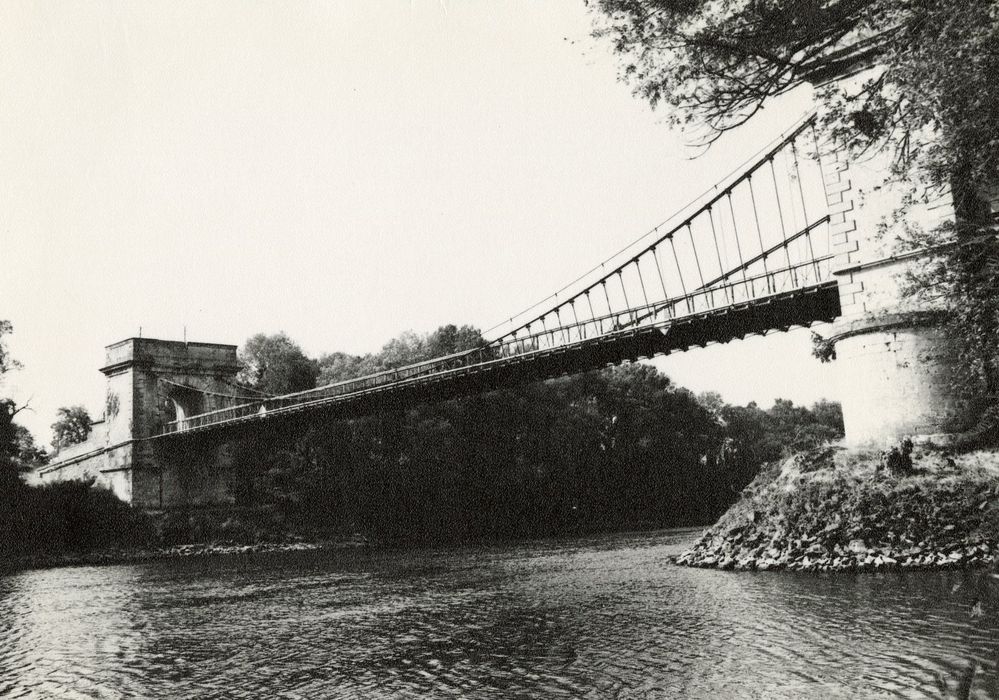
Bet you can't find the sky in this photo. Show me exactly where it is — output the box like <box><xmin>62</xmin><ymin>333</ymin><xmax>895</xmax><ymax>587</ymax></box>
<box><xmin>1</xmin><ymin>1</ymin><xmax>837</xmax><ymax>442</ymax></box>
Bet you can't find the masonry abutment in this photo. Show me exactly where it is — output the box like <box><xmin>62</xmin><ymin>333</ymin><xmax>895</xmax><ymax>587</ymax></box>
<box><xmin>38</xmin><ymin>338</ymin><xmax>242</xmax><ymax>507</ymax></box>
<box><xmin>819</xmin><ymin>120</ymin><xmax>984</xmax><ymax>446</ymax></box>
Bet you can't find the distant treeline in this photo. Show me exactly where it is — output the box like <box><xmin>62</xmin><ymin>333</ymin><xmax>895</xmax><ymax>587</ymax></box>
<box><xmin>220</xmin><ymin>325</ymin><xmax>844</xmax><ymax>543</ymax></box>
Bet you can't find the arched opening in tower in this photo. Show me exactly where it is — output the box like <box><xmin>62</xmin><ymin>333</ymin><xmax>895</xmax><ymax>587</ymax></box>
<box><xmin>161</xmin><ymin>385</ymin><xmax>205</xmax><ymax>427</ymax></box>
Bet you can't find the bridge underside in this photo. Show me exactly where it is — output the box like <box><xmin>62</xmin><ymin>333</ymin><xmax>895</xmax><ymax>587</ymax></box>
<box><xmin>162</xmin><ymin>281</ymin><xmax>840</xmax><ymax>442</ymax></box>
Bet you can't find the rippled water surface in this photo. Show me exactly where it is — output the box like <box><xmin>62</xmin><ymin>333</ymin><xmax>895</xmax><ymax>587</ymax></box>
<box><xmin>2</xmin><ymin>529</ymin><xmax>998</xmax><ymax>698</ymax></box>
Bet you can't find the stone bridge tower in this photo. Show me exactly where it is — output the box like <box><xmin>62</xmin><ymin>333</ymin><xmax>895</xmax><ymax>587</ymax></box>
<box><xmin>814</xmin><ymin>67</ymin><xmax>994</xmax><ymax>445</ymax></box>
<box><xmin>102</xmin><ymin>337</ymin><xmax>241</xmax><ymax>444</ymax></box>
<box><xmin>40</xmin><ymin>338</ymin><xmax>243</xmax><ymax>507</ymax></box>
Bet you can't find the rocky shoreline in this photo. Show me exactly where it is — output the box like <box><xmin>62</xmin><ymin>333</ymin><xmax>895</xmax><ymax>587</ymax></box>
<box><xmin>6</xmin><ymin>535</ymin><xmax>372</xmax><ymax>574</ymax></box>
<box><xmin>676</xmin><ymin>445</ymin><xmax>999</xmax><ymax>573</ymax></box>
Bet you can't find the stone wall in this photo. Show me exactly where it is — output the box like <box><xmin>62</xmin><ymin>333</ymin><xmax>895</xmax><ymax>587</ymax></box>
<box><xmin>36</xmin><ymin>441</ymin><xmax>134</xmax><ymax>503</ymax></box>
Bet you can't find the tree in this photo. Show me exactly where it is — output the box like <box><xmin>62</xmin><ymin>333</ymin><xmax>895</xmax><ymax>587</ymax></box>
<box><xmin>315</xmin><ymin>324</ymin><xmax>486</xmax><ymax>387</ymax></box>
<box><xmin>316</xmin><ymin>351</ymin><xmax>374</xmax><ymax>386</ymax></box>
<box><xmin>586</xmin><ymin>2</ymin><xmax>999</xmax><ymax>179</ymax></box>
<box><xmin>0</xmin><ymin>320</ymin><xmax>20</xmax><ymax>378</ymax></box>
<box><xmin>0</xmin><ymin>400</ymin><xmax>21</xmax><ymax>465</ymax></box>
<box><xmin>51</xmin><ymin>406</ymin><xmax>93</xmax><ymax>451</ymax></box>
<box><xmin>589</xmin><ymin>0</ymin><xmax>999</xmax><ymax>411</ymax></box>
<box><xmin>696</xmin><ymin>391</ymin><xmax>726</xmax><ymax>420</ymax></box>
<box><xmin>238</xmin><ymin>332</ymin><xmax>319</xmax><ymax>396</ymax></box>
<box><xmin>0</xmin><ymin>322</ymin><xmax>17</xmax><ymax>464</ymax></box>
<box><xmin>12</xmin><ymin>424</ymin><xmax>46</xmax><ymax>468</ymax></box>
<box><xmin>378</xmin><ymin>330</ymin><xmax>430</xmax><ymax>370</ymax></box>
<box><xmin>809</xmin><ymin>399</ymin><xmax>845</xmax><ymax>435</ymax></box>
<box><xmin>706</xmin><ymin>397</ymin><xmax>844</xmax><ymax>490</ymax></box>
<box><xmin>426</xmin><ymin>324</ymin><xmax>484</xmax><ymax>358</ymax></box>
<box><xmin>0</xmin><ymin>322</ymin><xmax>42</xmax><ymax>473</ymax></box>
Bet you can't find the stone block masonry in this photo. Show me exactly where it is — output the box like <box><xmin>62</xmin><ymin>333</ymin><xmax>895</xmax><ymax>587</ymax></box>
<box><xmin>37</xmin><ymin>338</ymin><xmax>243</xmax><ymax>508</ymax></box>
<box><xmin>818</xmin><ymin>106</ymin><xmax>981</xmax><ymax>445</ymax></box>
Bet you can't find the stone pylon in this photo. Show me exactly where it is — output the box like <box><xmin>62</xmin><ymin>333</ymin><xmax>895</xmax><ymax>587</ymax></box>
<box><xmin>39</xmin><ymin>337</ymin><xmax>243</xmax><ymax>507</ymax></box>
<box><xmin>816</xmin><ymin>103</ymin><xmax>988</xmax><ymax>445</ymax></box>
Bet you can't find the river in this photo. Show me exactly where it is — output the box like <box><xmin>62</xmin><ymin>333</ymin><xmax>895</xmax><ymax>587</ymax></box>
<box><xmin>1</xmin><ymin>529</ymin><xmax>997</xmax><ymax>698</ymax></box>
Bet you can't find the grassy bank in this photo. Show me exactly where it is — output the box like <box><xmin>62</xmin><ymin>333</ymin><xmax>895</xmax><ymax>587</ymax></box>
<box><xmin>677</xmin><ymin>446</ymin><xmax>999</xmax><ymax>572</ymax></box>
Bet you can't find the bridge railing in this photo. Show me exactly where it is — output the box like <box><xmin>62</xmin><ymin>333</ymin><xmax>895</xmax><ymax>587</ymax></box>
<box><xmin>491</xmin><ymin>255</ymin><xmax>833</xmax><ymax>355</ymax></box>
<box><xmin>485</xmin><ymin>112</ymin><xmax>832</xmax><ymax>357</ymax></box>
<box><xmin>162</xmin><ymin>346</ymin><xmax>489</xmax><ymax>433</ymax></box>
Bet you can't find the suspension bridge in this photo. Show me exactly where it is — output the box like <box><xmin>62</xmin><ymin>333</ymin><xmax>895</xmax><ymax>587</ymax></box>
<box><xmin>159</xmin><ymin>114</ymin><xmax>839</xmax><ymax>438</ymax></box>
<box><xmin>41</xmin><ymin>106</ymin><xmax>977</xmax><ymax>508</ymax></box>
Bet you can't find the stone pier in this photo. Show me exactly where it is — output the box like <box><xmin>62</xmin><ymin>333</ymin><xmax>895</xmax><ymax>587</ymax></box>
<box><xmin>819</xmin><ymin>130</ymin><xmax>987</xmax><ymax>445</ymax></box>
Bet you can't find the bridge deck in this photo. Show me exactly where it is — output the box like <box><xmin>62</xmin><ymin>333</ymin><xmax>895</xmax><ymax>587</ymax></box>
<box><xmin>160</xmin><ymin>280</ymin><xmax>839</xmax><ymax>439</ymax></box>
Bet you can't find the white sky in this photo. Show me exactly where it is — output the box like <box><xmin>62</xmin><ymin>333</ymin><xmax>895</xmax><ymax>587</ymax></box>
<box><xmin>1</xmin><ymin>1</ymin><xmax>836</xmax><ymax>443</ymax></box>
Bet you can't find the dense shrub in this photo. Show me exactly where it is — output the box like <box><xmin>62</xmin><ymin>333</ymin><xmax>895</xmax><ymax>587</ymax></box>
<box><xmin>0</xmin><ymin>473</ymin><xmax>155</xmax><ymax>561</ymax></box>
<box><xmin>227</xmin><ymin>364</ymin><xmax>843</xmax><ymax>544</ymax></box>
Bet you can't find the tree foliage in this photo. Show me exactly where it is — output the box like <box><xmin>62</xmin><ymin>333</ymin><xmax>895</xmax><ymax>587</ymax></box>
<box><xmin>0</xmin><ymin>320</ymin><xmax>20</xmax><ymax>378</ymax></box>
<box><xmin>588</xmin><ymin>0</ymin><xmax>999</xmax><ymax>405</ymax></box>
<box><xmin>7</xmin><ymin>417</ymin><xmax>46</xmax><ymax>470</ymax></box>
<box><xmin>238</xmin><ymin>332</ymin><xmax>319</xmax><ymax>396</ymax></box>
<box><xmin>716</xmin><ymin>398</ymin><xmax>844</xmax><ymax>471</ymax></box>
<box><xmin>51</xmin><ymin>405</ymin><xmax>93</xmax><ymax>451</ymax></box>
<box><xmin>901</xmin><ymin>203</ymin><xmax>999</xmax><ymax>401</ymax></box>
<box><xmin>0</xmin><ymin>322</ymin><xmax>44</xmax><ymax>472</ymax></box>
<box><xmin>586</xmin><ymin>0</ymin><xmax>999</xmax><ymax>183</ymax></box>
<box><xmin>0</xmin><ymin>323</ymin><xmax>148</xmax><ymax>564</ymax></box>
<box><xmin>1</xmin><ymin>401</ymin><xmax>25</xmax><ymax>467</ymax></box>
<box><xmin>316</xmin><ymin>324</ymin><xmax>484</xmax><ymax>386</ymax></box>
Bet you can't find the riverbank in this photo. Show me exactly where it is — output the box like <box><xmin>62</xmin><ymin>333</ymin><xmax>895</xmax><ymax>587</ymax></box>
<box><xmin>5</xmin><ymin>535</ymin><xmax>373</xmax><ymax>574</ymax></box>
<box><xmin>677</xmin><ymin>445</ymin><xmax>999</xmax><ymax>572</ymax></box>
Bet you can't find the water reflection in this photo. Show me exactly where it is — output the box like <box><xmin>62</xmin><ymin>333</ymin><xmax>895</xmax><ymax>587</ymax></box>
<box><xmin>1</xmin><ymin>530</ymin><xmax>997</xmax><ymax>698</ymax></box>
<box><xmin>0</xmin><ymin>564</ymin><xmax>146</xmax><ymax>698</ymax></box>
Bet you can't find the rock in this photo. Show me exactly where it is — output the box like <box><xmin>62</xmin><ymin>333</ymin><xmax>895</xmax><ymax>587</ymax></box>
<box><xmin>880</xmin><ymin>439</ymin><xmax>914</xmax><ymax>475</ymax></box>
<box><xmin>821</xmin><ymin>520</ymin><xmax>841</xmax><ymax>534</ymax></box>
